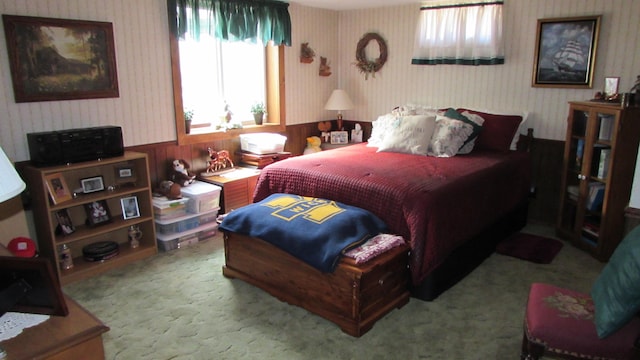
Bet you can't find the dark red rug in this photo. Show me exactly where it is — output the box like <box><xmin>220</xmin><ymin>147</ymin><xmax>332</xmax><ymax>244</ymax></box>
<box><xmin>496</xmin><ymin>232</ymin><xmax>564</xmax><ymax>264</ymax></box>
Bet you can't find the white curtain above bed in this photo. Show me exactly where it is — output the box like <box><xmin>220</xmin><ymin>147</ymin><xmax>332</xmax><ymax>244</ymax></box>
<box><xmin>411</xmin><ymin>0</ymin><xmax>504</xmax><ymax>65</ymax></box>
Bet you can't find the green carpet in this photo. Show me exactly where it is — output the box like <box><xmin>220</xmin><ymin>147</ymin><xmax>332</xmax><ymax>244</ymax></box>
<box><xmin>64</xmin><ymin>224</ymin><xmax>603</xmax><ymax>359</ymax></box>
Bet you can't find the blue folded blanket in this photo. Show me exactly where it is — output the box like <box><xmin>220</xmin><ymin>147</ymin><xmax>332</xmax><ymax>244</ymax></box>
<box><xmin>219</xmin><ymin>193</ymin><xmax>388</xmax><ymax>272</ymax></box>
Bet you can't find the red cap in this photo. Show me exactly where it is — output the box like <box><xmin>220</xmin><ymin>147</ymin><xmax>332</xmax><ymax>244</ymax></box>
<box><xmin>7</xmin><ymin>237</ymin><xmax>37</xmax><ymax>258</ymax></box>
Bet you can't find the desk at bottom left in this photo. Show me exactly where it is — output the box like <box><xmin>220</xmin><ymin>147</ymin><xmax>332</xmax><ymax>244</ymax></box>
<box><xmin>0</xmin><ymin>295</ymin><xmax>109</xmax><ymax>360</ymax></box>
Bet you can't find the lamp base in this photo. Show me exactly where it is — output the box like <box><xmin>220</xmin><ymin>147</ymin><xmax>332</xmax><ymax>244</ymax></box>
<box><xmin>336</xmin><ymin>114</ymin><xmax>343</xmax><ymax>131</ymax></box>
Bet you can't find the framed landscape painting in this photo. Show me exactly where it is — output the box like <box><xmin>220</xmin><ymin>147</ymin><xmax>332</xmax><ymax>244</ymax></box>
<box><xmin>2</xmin><ymin>15</ymin><xmax>119</xmax><ymax>102</ymax></box>
<box><xmin>531</xmin><ymin>16</ymin><xmax>601</xmax><ymax>88</ymax></box>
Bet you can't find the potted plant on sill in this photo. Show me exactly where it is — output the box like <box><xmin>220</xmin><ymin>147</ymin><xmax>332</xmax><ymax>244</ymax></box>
<box><xmin>251</xmin><ymin>102</ymin><xmax>266</xmax><ymax>125</ymax></box>
<box><xmin>184</xmin><ymin>108</ymin><xmax>194</xmax><ymax>134</ymax></box>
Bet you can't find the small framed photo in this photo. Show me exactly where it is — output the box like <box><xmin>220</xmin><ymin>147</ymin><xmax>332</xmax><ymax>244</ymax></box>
<box><xmin>120</xmin><ymin>196</ymin><xmax>140</xmax><ymax>220</ymax></box>
<box><xmin>84</xmin><ymin>200</ymin><xmax>111</xmax><ymax>226</ymax></box>
<box><xmin>115</xmin><ymin>165</ymin><xmax>136</xmax><ymax>182</ymax></box>
<box><xmin>604</xmin><ymin>77</ymin><xmax>620</xmax><ymax>98</ymax></box>
<box><xmin>330</xmin><ymin>131</ymin><xmax>349</xmax><ymax>145</ymax></box>
<box><xmin>44</xmin><ymin>173</ymin><xmax>72</xmax><ymax>204</ymax></box>
<box><xmin>81</xmin><ymin>176</ymin><xmax>105</xmax><ymax>194</ymax></box>
<box><xmin>54</xmin><ymin>209</ymin><xmax>75</xmax><ymax>235</ymax></box>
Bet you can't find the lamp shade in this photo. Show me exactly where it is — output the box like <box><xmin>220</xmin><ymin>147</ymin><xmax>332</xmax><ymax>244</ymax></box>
<box><xmin>0</xmin><ymin>147</ymin><xmax>26</xmax><ymax>203</ymax></box>
<box><xmin>324</xmin><ymin>89</ymin><xmax>354</xmax><ymax>111</ymax></box>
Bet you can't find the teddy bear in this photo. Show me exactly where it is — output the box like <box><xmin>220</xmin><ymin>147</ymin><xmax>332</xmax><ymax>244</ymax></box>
<box><xmin>157</xmin><ymin>180</ymin><xmax>182</xmax><ymax>200</ymax></box>
<box><xmin>303</xmin><ymin>136</ymin><xmax>322</xmax><ymax>155</ymax></box>
<box><xmin>171</xmin><ymin>159</ymin><xmax>196</xmax><ymax>187</ymax></box>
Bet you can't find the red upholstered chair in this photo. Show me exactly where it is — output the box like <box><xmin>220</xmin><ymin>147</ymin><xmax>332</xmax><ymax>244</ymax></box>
<box><xmin>522</xmin><ymin>226</ymin><xmax>640</xmax><ymax>359</ymax></box>
<box><xmin>521</xmin><ymin>283</ymin><xmax>640</xmax><ymax>359</ymax></box>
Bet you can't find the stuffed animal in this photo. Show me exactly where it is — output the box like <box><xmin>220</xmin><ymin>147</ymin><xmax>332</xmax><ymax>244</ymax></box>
<box><xmin>303</xmin><ymin>136</ymin><xmax>322</xmax><ymax>155</ymax></box>
<box><xmin>157</xmin><ymin>180</ymin><xmax>182</xmax><ymax>200</ymax></box>
<box><xmin>171</xmin><ymin>159</ymin><xmax>196</xmax><ymax>186</ymax></box>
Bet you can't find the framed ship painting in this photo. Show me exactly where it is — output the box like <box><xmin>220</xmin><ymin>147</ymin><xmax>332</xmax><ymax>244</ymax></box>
<box><xmin>2</xmin><ymin>15</ymin><xmax>119</xmax><ymax>102</ymax></box>
<box><xmin>532</xmin><ymin>16</ymin><xmax>601</xmax><ymax>88</ymax></box>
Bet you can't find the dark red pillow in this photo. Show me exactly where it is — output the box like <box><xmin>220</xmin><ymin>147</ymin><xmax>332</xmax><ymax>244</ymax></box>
<box><xmin>457</xmin><ymin>108</ymin><xmax>523</xmax><ymax>152</ymax></box>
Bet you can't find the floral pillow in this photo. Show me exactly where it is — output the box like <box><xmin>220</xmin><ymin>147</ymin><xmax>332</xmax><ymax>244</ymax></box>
<box><xmin>377</xmin><ymin>114</ymin><xmax>437</xmax><ymax>155</ymax></box>
<box><xmin>457</xmin><ymin>111</ymin><xmax>486</xmax><ymax>154</ymax></box>
<box><xmin>427</xmin><ymin>116</ymin><xmax>474</xmax><ymax>157</ymax></box>
<box><xmin>367</xmin><ymin>113</ymin><xmax>397</xmax><ymax>147</ymax></box>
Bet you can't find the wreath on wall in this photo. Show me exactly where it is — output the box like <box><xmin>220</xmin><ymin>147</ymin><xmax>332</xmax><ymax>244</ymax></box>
<box><xmin>354</xmin><ymin>32</ymin><xmax>388</xmax><ymax>80</ymax></box>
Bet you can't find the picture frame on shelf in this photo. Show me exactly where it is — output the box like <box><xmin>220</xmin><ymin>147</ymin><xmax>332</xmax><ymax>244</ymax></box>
<box><xmin>604</xmin><ymin>77</ymin><xmax>619</xmax><ymax>98</ymax></box>
<box><xmin>44</xmin><ymin>172</ymin><xmax>72</xmax><ymax>205</ymax></box>
<box><xmin>54</xmin><ymin>209</ymin><xmax>75</xmax><ymax>236</ymax></box>
<box><xmin>84</xmin><ymin>200</ymin><xmax>111</xmax><ymax>226</ymax></box>
<box><xmin>330</xmin><ymin>131</ymin><xmax>349</xmax><ymax>145</ymax></box>
<box><xmin>80</xmin><ymin>176</ymin><xmax>105</xmax><ymax>194</ymax></box>
<box><xmin>115</xmin><ymin>165</ymin><xmax>136</xmax><ymax>185</ymax></box>
<box><xmin>531</xmin><ymin>15</ymin><xmax>601</xmax><ymax>88</ymax></box>
<box><xmin>2</xmin><ymin>15</ymin><xmax>119</xmax><ymax>103</ymax></box>
<box><xmin>120</xmin><ymin>196</ymin><xmax>140</xmax><ymax>220</ymax></box>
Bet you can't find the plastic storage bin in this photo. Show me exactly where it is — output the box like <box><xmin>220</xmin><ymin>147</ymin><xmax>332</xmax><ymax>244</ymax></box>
<box><xmin>156</xmin><ymin>222</ymin><xmax>218</xmax><ymax>251</ymax></box>
<box><xmin>153</xmin><ymin>197</ymin><xmax>188</xmax><ymax>220</ymax></box>
<box><xmin>154</xmin><ymin>207</ymin><xmax>219</xmax><ymax>235</ymax></box>
<box><xmin>240</xmin><ymin>133</ymin><xmax>287</xmax><ymax>154</ymax></box>
<box><xmin>180</xmin><ymin>181</ymin><xmax>221</xmax><ymax>214</ymax></box>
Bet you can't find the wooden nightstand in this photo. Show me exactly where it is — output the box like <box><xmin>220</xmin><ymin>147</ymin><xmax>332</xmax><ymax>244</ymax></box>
<box><xmin>199</xmin><ymin>167</ymin><xmax>261</xmax><ymax>213</ymax></box>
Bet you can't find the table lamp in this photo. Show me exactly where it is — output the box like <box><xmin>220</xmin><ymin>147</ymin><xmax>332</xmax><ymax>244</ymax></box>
<box><xmin>324</xmin><ymin>89</ymin><xmax>354</xmax><ymax>130</ymax></box>
<box><xmin>0</xmin><ymin>146</ymin><xmax>25</xmax><ymax>203</ymax></box>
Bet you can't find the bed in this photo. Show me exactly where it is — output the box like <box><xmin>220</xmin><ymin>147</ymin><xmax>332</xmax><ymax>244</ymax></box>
<box><xmin>248</xmin><ymin>108</ymin><xmax>533</xmax><ymax>301</ymax></box>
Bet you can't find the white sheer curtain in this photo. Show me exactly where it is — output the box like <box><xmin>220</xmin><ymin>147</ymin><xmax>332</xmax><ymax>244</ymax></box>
<box><xmin>411</xmin><ymin>0</ymin><xmax>504</xmax><ymax>65</ymax></box>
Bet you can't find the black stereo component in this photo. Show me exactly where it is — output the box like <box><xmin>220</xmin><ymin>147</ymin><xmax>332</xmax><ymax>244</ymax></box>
<box><xmin>27</xmin><ymin>126</ymin><xmax>124</xmax><ymax>166</ymax></box>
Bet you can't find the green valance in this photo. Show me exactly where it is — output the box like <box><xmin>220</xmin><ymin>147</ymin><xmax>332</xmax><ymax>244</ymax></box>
<box><xmin>169</xmin><ymin>0</ymin><xmax>291</xmax><ymax>46</ymax></box>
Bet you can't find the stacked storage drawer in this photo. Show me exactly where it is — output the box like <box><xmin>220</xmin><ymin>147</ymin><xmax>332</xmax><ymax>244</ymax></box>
<box><xmin>154</xmin><ymin>181</ymin><xmax>222</xmax><ymax>251</ymax></box>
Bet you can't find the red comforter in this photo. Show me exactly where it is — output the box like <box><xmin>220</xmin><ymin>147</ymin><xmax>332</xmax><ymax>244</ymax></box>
<box><xmin>253</xmin><ymin>143</ymin><xmax>531</xmax><ymax>285</ymax></box>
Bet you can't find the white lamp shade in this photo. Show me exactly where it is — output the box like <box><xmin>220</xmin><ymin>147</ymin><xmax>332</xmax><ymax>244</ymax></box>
<box><xmin>324</xmin><ymin>89</ymin><xmax>354</xmax><ymax>111</ymax></box>
<box><xmin>0</xmin><ymin>147</ymin><xmax>26</xmax><ymax>203</ymax></box>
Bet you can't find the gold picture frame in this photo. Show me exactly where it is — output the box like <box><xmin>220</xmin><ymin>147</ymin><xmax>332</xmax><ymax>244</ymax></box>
<box><xmin>44</xmin><ymin>172</ymin><xmax>72</xmax><ymax>205</ymax></box>
<box><xmin>531</xmin><ymin>15</ymin><xmax>601</xmax><ymax>88</ymax></box>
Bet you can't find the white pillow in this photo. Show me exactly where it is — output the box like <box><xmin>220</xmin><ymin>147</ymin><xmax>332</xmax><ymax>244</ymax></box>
<box><xmin>377</xmin><ymin>115</ymin><xmax>437</xmax><ymax>155</ymax></box>
<box><xmin>367</xmin><ymin>113</ymin><xmax>397</xmax><ymax>147</ymax></box>
<box><xmin>427</xmin><ymin>116</ymin><xmax>474</xmax><ymax>157</ymax></box>
<box><xmin>457</xmin><ymin>111</ymin><xmax>486</xmax><ymax>155</ymax></box>
<box><xmin>395</xmin><ymin>103</ymin><xmax>441</xmax><ymax>117</ymax></box>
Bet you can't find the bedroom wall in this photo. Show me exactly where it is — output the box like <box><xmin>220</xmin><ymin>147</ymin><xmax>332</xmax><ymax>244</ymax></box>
<box><xmin>333</xmin><ymin>0</ymin><xmax>640</xmax><ymax>142</ymax></box>
<box><xmin>0</xmin><ymin>1</ymin><xmax>338</xmax><ymax>163</ymax></box>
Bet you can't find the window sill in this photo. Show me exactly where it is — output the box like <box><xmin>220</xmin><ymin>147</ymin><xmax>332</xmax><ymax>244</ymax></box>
<box><xmin>178</xmin><ymin>122</ymin><xmax>285</xmax><ymax>145</ymax></box>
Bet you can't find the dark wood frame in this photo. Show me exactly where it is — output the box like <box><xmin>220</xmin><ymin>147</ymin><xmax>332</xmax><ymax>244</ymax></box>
<box><xmin>531</xmin><ymin>16</ymin><xmax>600</xmax><ymax>89</ymax></box>
<box><xmin>84</xmin><ymin>200</ymin><xmax>111</xmax><ymax>226</ymax></box>
<box><xmin>2</xmin><ymin>14</ymin><xmax>119</xmax><ymax>102</ymax></box>
<box><xmin>55</xmin><ymin>208</ymin><xmax>76</xmax><ymax>235</ymax></box>
<box><xmin>0</xmin><ymin>256</ymin><xmax>69</xmax><ymax>316</ymax></box>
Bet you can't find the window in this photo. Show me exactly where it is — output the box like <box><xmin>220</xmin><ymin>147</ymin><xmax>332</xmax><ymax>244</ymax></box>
<box><xmin>167</xmin><ymin>0</ymin><xmax>290</xmax><ymax>145</ymax></box>
<box><xmin>411</xmin><ymin>0</ymin><xmax>504</xmax><ymax>65</ymax></box>
<box><xmin>179</xmin><ymin>33</ymin><xmax>266</xmax><ymax>129</ymax></box>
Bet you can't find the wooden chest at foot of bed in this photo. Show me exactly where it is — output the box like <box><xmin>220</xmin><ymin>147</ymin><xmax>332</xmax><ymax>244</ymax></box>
<box><xmin>222</xmin><ymin>232</ymin><xmax>410</xmax><ymax>337</ymax></box>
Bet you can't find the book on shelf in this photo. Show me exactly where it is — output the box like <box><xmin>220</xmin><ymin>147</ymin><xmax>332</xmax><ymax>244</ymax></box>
<box><xmin>567</xmin><ymin>185</ymin><xmax>579</xmax><ymax>201</ymax></box>
<box><xmin>598</xmin><ymin>115</ymin><xmax>614</xmax><ymax>141</ymax></box>
<box><xmin>597</xmin><ymin>148</ymin><xmax>611</xmax><ymax>179</ymax></box>
<box><xmin>586</xmin><ymin>182</ymin><xmax>605</xmax><ymax>212</ymax></box>
<box><xmin>575</xmin><ymin>139</ymin><xmax>584</xmax><ymax>168</ymax></box>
